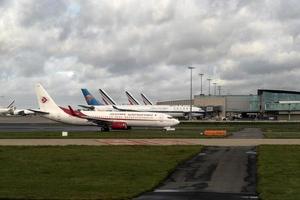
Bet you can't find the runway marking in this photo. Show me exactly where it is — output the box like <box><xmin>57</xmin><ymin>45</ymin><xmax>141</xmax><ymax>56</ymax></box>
<box><xmin>0</xmin><ymin>139</ymin><xmax>300</xmax><ymax>146</ymax></box>
<box><xmin>241</xmin><ymin>195</ymin><xmax>259</xmax><ymax>199</ymax></box>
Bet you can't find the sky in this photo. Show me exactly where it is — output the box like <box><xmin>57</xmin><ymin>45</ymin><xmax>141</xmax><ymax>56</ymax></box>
<box><xmin>1</xmin><ymin>0</ymin><xmax>300</xmax><ymax>107</ymax></box>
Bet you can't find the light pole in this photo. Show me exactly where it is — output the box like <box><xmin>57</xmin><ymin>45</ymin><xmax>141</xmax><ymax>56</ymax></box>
<box><xmin>207</xmin><ymin>78</ymin><xmax>212</xmax><ymax>96</ymax></box>
<box><xmin>218</xmin><ymin>85</ymin><xmax>221</xmax><ymax>95</ymax></box>
<box><xmin>188</xmin><ymin>66</ymin><xmax>195</xmax><ymax>120</ymax></box>
<box><xmin>199</xmin><ymin>73</ymin><xmax>204</xmax><ymax>96</ymax></box>
<box><xmin>213</xmin><ymin>83</ymin><xmax>217</xmax><ymax>96</ymax></box>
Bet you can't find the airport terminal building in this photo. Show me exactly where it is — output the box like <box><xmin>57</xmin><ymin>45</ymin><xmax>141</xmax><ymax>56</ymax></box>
<box><xmin>157</xmin><ymin>89</ymin><xmax>300</xmax><ymax>120</ymax></box>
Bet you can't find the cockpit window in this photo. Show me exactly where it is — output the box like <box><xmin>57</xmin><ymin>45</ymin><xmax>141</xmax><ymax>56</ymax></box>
<box><xmin>168</xmin><ymin>117</ymin><xmax>173</xmax><ymax>119</ymax></box>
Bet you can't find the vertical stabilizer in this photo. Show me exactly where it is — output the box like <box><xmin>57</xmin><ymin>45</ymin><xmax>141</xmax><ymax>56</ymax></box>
<box><xmin>125</xmin><ymin>91</ymin><xmax>140</xmax><ymax>105</ymax></box>
<box><xmin>81</xmin><ymin>89</ymin><xmax>103</xmax><ymax>105</ymax></box>
<box><xmin>7</xmin><ymin>100</ymin><xmax>15</xmax><ymax>108</ymax></box>
<box><xmin>35</xmin><ymin>83</ymin><xmax>61</xmax><ymax>112</ymax></box>
<box><xmin>99</xmin><ymin>89</ymin><xmax>117</xmax><ymax>105</ymax></box>
<box><xmin>141</xmin><ymin>93</ymin><xmax>153</xmax><ymax>105</ymax></box>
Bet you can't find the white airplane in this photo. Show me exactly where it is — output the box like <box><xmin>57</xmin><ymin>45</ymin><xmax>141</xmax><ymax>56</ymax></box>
<box><xmin>113</xmin><ymin>104</ymin><xmax>204</xmax><ymax>118</ymax></box>
<box><xmin>141</xmin><ymin>93</ymin><xmax>153</xmax><ymax>105</ymax></box>
<box><xmin>95</xmin><ymin>89</ymin><xmax>204</xmax><ymax>118</ymax></box>
<box><xmin>13</xmin><ymin>109</ymin><xmax>35</xmax><ymax>116</ymax></box>
<box><xmin>0</xmin><ymin>100</ymin><xmax>15</xmax><ymax>115</ymax></box>
<box><xmin>126</xmin><ymin>91</ymin><xmax>140</xmax><ymax>105</ymax></box>
<box><xmin>30</xmin><ymin>84</ymin><xmax>179</xmax><ymax>131</ymax></box>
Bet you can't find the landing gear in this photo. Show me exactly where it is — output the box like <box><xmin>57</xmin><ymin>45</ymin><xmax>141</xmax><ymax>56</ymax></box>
<box><xmin>99</xmin><ymin>125</ymin><xmax>111</xmax><ymax>132</ymax></box>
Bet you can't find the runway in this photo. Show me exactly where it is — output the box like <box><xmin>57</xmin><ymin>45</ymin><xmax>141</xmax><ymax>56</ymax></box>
<box><xmin>0</xmin><ymin>138</ymin><xmax>299</xmax><ymax>146</ymax></box>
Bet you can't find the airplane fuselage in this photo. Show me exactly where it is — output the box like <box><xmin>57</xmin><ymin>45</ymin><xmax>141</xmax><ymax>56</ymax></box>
<box><xmin>92</xmin><ymin>105</ymin><xmax>204</xmax><ymax>117</ymax></box>
<box><xmin>41</xmin><ymin>108</ymin><xmax>179</xmax><ymax>128</ymax></box>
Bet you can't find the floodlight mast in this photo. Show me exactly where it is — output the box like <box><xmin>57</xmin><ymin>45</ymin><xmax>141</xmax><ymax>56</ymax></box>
<box><xmin>188</xmin><ymin>66</ymin><xmax>195</xmax><ymax>120</ymax></box>
<box><xmin>199</xmin><ymin>73</ymin><xmax>204</xmax><ymax>96</ymax></box>
<box><xmin>207</xmin><ymin>78</ymin><xmax>212</xmax><ymax>96</ymax></box>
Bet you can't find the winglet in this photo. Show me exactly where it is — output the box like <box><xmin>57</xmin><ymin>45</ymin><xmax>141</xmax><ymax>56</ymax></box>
<box><xmin>68</xmin><ymin>105</ymin><xmax>77</xmax><ymax>116</ymax></box>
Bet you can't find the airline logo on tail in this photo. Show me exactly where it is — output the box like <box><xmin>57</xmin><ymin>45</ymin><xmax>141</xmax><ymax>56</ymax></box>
<box><xmin>85</xmin><ymin>95</ymin><xmax>94</xmax><ymax>102</ymax></box>
<box><xmin>41</xmin><ymin>97</ymin><xmax>48</xmax><ymax>103</ymax></box>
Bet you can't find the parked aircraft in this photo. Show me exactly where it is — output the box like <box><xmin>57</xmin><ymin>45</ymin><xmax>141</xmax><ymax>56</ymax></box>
<box><xmin>141</xmin><ymin>93</ymin><xmax>153</xmax><ymax>105</ymax></box>
<box><xmin>0</xmin><ymin>100</ymin><xmax>15</xmax><ymax>115</ymax></box>
<box><xmin>113</xmin><ymin>104</ymin><xmax>203</xmax><ymax>118</ymax></box>
<box><xmin>125</xmin><ymin>91</ymin><xmax>140</xmax><ymax>105</ymax></box>
<box><xmin>92</xmin><ymin>89</ymin><xmax>204</xmax><ymax>118</ymax></box>
<box><xmin>13</xmin><ymin>109</ymin><xmax>35</xmax><ymax>116</ymax></box>
<box><xmin>30</xmin><ymin>84</ymin><xmax>179</xmax><ymax>131</ymax></box>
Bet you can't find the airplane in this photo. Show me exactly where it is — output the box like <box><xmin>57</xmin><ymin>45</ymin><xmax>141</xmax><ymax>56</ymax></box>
<box><xmin>113</xmin><ymin>104</ymin><xmax>204</xmax><ymax>118</ymax></box>
<box><xmin>30</xmin><ymin>84</ymin><xmax>179</xmax><ymax>131</ymax></box>
<box><xmin>0</xmin><ymin>100</ymin><xmax>15</xmax><ymax>115</ymax></box>
<box><xmin>13</xmin><ymin>108</ymin><xmax>35</xmax><ymax>116</ymax></box>
<box><xmin>125</xmin><ymin>91</ymin><xmax>140</xmax><ymax>105</ymax></box>
<box><xmin>95</xmin><ymin>89</ymin><xmax>204</xmax><ymax>118</ymax></box>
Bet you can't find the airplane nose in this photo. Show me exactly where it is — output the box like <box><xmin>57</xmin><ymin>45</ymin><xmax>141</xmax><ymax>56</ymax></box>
<box><xmin>173</xmin><ymin>119</ymin><xmax>180</xmax><ymax>125</ymax></box>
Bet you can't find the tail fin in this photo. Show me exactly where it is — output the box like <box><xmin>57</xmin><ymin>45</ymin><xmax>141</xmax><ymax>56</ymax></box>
<box><xmin>81</xmin><ymin>89</ymin><xmax>103</xmax><ymax>106</ymax></box>
<box><xmin>99</xmin><ymin>89</ymin><xmax>117</xmax><ymax>105</ymax></box>
<box><xmin>35</xmin><ymin>83</ymin><xmax>61</xmax><ymax>112</ymax></box>
<box><xmin>7</xmin><ymin>100</ymin><xmax>15</xmax><ymax>108</ymax></box>
<box><xmin>125</xmin><ymin>91</ymin><xmax>140</xmax><ymax>105</ymax></box>
<box><xmin>141</xmin><ymin>93</ymin><xmax>153</xmax><ymax>105</ymax></box>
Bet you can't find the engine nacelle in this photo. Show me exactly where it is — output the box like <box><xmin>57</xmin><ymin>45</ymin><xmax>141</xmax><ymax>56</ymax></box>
<box><xmin>111</xmin><ymin>122</ymin><xmax>128</xmax><ymax>130</ymax></box>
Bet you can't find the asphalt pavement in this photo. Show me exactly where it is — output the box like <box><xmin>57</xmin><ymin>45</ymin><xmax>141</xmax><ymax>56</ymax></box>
<box><xmin>135</xmin><ymin>146</ymin><xmax>258</xmax><ymax>200</ymax></box>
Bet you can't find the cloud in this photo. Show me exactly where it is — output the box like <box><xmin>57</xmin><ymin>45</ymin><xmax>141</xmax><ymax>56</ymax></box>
<box><xmin>1</xmin><ymin>0</ymin><xmax>300</xmax><ymax>107</ymax></box>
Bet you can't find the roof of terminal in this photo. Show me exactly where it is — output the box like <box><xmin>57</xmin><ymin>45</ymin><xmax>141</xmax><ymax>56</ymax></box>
<box><xmin>257</xmin><ymin>89</ymin><xmax>300</xmax><ymax>95</ymax></box>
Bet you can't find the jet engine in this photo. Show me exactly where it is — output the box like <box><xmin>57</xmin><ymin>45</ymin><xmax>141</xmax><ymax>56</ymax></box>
<box><xmin>111</xmin><ymin>122</ymin><xmax>128</xmax><ymax>130</ymax></box>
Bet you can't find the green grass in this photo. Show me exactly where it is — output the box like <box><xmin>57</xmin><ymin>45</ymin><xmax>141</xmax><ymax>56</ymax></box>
<box><xmin>0</xmin><ymin>145</ymin><xmax>201</xmax><ymax>199</ymax></box>
<box><xmin>0</xmin><ymin>129</ymin><xmax>227</xmax><ymax>139</ymax></box>
<box><xmin>263</xmin><ymin>131</ymin><xmax>300</xmax><ymax>138</ymax></box>
<box><xmin>258</xmin><ymin>145</ymin><xmax>300</xmax><ymax>200</ymax></box>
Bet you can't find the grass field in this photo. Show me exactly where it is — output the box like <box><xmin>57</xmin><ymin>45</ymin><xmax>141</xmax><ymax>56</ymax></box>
<box><xmin>258</xmin><ymin>145</ymin><xmax>300</xmax><ymax>200</ymax></box>
<box><xmin>0</xmin><ymin>145</ymin><xmax>201</xmax><ymax>199</ymax></box>
<box><xmin>263</xmin><ymin>131</ymin><xmax>300</xmax><ymax>138</ymax></box>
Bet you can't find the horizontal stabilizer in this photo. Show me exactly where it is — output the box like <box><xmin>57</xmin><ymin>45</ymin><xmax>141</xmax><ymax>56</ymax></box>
<box><xmin>112</xmin><ymin>105</ymin><xmax>140</xmax><ymax>112</ymax></box>
<box><xmin>28</xmin><ymin>109</ymin><xmax>49</xmax><ymax>115</ymax></box>
<box><xmin>78</xmin><ymin>105</ymin><xmax>95</xmax><ymax>110</ymax></box>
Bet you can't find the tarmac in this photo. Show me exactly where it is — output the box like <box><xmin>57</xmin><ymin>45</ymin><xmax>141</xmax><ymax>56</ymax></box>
<box><xmin>135</xmin><ymin>128</ymin><xmax>262</xmax><ymax>199</ymax></box>
<box><xmin>135</xmin><ymin>146</ymin><xmax>258</xmax><ymax>200</ymax></box>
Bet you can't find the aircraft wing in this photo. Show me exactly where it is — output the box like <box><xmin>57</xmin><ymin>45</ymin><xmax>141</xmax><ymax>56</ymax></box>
<box><xmin>83</xmin><ymin>115</ymin><xmax>114</xmax><ymax>126</ymax></box>
<box><xmin>67</xmin><ymin>106</ymin><xmax>112</xmax><ymax>126</ymax></box>
<box><xmin>28</xmin><ymin>109</ymin><xmax>49</xmax><ymax>115</ymax></box>
<box><xmin>78</xmin><ymin>105</ymin><xmax>95</xmax><ymax>110</ymax></box>
<box><xmin>112</xmin><ymin>105</ymin><xmax>141</xmax><ymax>112</ymax></box>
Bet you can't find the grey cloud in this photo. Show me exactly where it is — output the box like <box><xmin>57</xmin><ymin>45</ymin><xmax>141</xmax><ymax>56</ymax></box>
<box><xmin>1</xmin><ymin>0</ymin><xmax>300</xmax><ymax>107</ymax></box>
<box><xmin>19</xmin><ymin>0</ymin><xmax>67</xmax><ymax>27</ymax></box>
